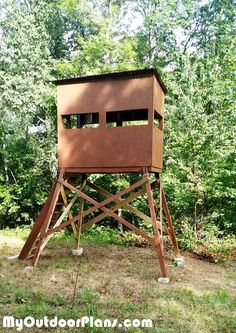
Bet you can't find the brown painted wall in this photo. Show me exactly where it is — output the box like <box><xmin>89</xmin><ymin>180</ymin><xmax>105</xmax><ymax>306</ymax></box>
<box><xmin>57</xmin><ymin>73</ymin><xmax>165</xmax><ymax>173</ymax></box>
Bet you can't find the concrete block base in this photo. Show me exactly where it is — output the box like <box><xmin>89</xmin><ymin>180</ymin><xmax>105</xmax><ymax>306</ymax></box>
<box><xmin>158</xmin><ymin>277</ymin><xmax>170</xmax><ymax>284</ymax></box>
<box><xmin>7</xmin><ymin>253</ymin><xmax>19</xmax><ymax>260</ymax></box>
<box><xmin>174</xmin><ymin>257</ymin><xmax>184</xmax><ymax>267</ymax></box>
<box><xmin>24</xmin><ymin>266</ymin><xmax>34</xmax><ymax>278</ymax></box>
<box><xmin>72</xmin><ymin>247</ymin><xmax>84</xmax><ymax>256</ymax></box>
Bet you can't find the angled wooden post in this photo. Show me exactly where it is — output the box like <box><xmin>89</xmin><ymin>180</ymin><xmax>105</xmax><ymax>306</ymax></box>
<box><xmin>18</xmin><ymin>182</ymin><xmax>57</xmax><ymax>260</ymax></box>
<box><xmin>76</xmin><ymin>176</ymin><xmax>86</xmax><ymax>250</ymax></box>
<box><xmin>145</xmin><ymin>171</ymin><xmax>167</xmax><ymax>278</ymax></box>
<box><xmin>31</xmin><ymin>168</ymin><xmax>65</xmax><ymax>266</ymax></box>
<box><xmin>155</xmin><ymin>174</ymin><xmax>180</xmax><ymax>257</ymax></box>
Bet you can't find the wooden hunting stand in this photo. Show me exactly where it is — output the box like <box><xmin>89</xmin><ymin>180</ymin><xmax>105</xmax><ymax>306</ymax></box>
<box><xmin>19</xmin><ymin>69</ymin><xmax>181</xmax><ymax>281</ymax></box>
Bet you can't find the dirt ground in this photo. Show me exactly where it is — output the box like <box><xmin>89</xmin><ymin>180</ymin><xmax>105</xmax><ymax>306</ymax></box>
<box><xmin>1</xmin><ymin>239</ymin><xmax>236</xmax><ymax>297</ymax></box>
<box><xmin>0</xmin><ymin>234</ymin><xmax>236</xmax><ymax>333</ymax></box>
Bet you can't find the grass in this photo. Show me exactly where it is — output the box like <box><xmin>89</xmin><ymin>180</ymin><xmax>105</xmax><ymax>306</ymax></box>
<box><xmin>0</xmin><ymin>227</ymin><xmax>236</xmax><ymax>332</ymax></box>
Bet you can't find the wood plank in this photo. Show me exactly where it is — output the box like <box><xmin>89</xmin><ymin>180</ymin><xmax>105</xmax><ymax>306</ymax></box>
<box><xmin>40</xmin><ymin>193</ymin><xmax>78</xmax><ymax>251</ymax></box>
<box><xmin>18</xmin><ymin>182</ymin><xmax>57</xmax><ymax>260</ymax></box>
<box><xmin>60</xmin><ymin>185</ymin><xmax>78</xmax><ymax>237</ymax></box>
<box><xmin>31</xmin><ymin>168</ymin><xmax>65</xmax><ymax>266</ymax></box>
<box><xmin>146</xmin><ymin>177</ymin><xmax>167</xmax><ymax>277</ymax></box>
<box><xmin>160</xmin><ymin>179</ymin><xmax>180</xmax><ymax>257</ymax></box>
<box><xmin>45</xmin><ymin>178</ymin><xmax>148</xmax><ymax>237</ymax></box>
<box><xmin>59</xmin><ymin>177</ymin><xmax>147</xmax><ymax>209</ymax></box>
<box><xmin>81</xmin><ymin>185</ymin><xmax>148</xmax><ymax>231</ymax></box>
<box><xmin>86</xmin><ymin>180</ymin><xmax>167</xmax><ymax>232</ymax></box>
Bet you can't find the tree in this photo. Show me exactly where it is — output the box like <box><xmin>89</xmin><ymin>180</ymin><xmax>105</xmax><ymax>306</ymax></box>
<box><xmin>0</xmin><ymin>0</ymin><xmax>55</xmax><ymax>227</ymax></box>
<box><xmin>0</xmin><ymin>0</ymin><xmax>235</xmax><ymax>241</ymax></box>
<box><xmin>57</xmin><ymin>0</ymin><xmax>140</xmax><ymax>77</ymax></box>
<box><xmin>134</xmin><ymin>0</ymin><xmax>236</xmax><ymax>235</ymax></box>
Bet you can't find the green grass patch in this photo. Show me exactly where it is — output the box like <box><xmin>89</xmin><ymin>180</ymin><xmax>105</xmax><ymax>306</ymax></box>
<box><xmin>0</xmin><ymin>227</ymin><xmax>236</xmax><ymax>332</ymax></box>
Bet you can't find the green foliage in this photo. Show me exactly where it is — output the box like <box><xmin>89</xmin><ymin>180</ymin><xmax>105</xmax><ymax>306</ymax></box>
<box><xmin>134</xmin><ymin>0</ymin><xmax>236</xmax><ymax>236</ymax></box>
<box><xmin>120</xmin><ymin>232</ymin><xmax>149</xmax><ymax>247</ymax></box>
<box><xmin>82</xmin><ymin>225</ymin><xmax>123</xmax><ymax>245</ymax></box>
<box><xmin>57</xmin><ymin>0</ymin><xmax>139</xmax><ymax>76</ymax></box>
<box><xmin>199</xmin><ymin>225</ymin><xmax>236</xmax><ymax>256</ymax></box>
<box><xmin>0</xmin><ymin>0</ymin><xmax>235</xmax><ymax>247</ymax></box>
<box><xmin>0</xmin><ymin>0</ymin><xmax>56</xmax><ymax>228</ymax></box>
<box><xmin>1</xmin><ymin>272</ymin><xmax>236</xmax><ymax>333</ymax></box>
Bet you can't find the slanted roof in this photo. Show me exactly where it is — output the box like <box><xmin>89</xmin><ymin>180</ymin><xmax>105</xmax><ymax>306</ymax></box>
<box><xmin>54</xmin><ymin>68</ymin><xmax>167</xmax><ymax>94</ymax></box>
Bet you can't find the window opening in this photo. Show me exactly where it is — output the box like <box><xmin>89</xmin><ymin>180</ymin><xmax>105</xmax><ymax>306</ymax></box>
<box><xmin>62</xmin><ymin>115</ymin><xmax>71</xmax><ymax>129</ymax></box>
<box><xmin>106</xmin><ymin>109</ymin><xmax>148</xmax><ymax>127</ymax></box>
<box><xmin>79</xmin><ymin>113</ymin><xmax>99</xmax><ymax>128</ymax></box>
<box><xmin>62</xmin><ymin>113</ymin><xmax>99</xmax><ymax>129</ymax></box>
<box><xmin>70</xmin><ymin>114</ymin><xmax>78</xmax><ymax>129</ymax></box>
<box><xmin>154</xmin><ymin>110</ymin><xmax>163</xmax><ymax>130</ymax></box>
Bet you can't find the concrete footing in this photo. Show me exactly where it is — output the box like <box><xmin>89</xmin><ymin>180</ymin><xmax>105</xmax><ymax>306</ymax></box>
<box><xmin>158</xmin><ymin>277</ymin><xmax>170</xmax><ymax>284</ymax></box>
<box><xmin>174</xmin><ymin>256</ymin><xmax>184</xmax><ymax>267</ymax></box>
<box><xmin>24</xmin><ymin>266</ymin><xmax>34</xmax><ymax>278</ymax></box>
<box><xmin>7</xmin><ymin>253</ymin><xmax>19</xmax><ymax>260</ymax></box>
<box><xmin>72</xmin><ymin>247</ymin><xmax>84</xmax><ymax>256</ymax></box>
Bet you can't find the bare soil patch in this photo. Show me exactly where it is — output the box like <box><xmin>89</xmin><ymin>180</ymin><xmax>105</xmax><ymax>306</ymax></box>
<box><xmin>1</xmin><ymin>241</ymin><xmax>235</xmax><ymax>297</ymax></box>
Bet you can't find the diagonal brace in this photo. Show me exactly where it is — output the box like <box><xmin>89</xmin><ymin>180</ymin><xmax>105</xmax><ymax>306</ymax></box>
<box><xmin>86</xmin><ymin>180</ymin><xmax>167</xmax><ymax>232</ymax></box>
<box><xmin>44</xmin><ymin>178</ymin><xmax>155</xmax><ymax>245</ymax></box>
<box><xmin>44</xmin><ymin>178</ymin><xmax>147</xmax><ymax>237</ymax></box>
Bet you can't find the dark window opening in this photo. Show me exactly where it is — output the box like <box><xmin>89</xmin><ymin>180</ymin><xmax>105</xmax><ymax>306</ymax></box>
<box><xmin>70</xmin><ymin>114</ymin><xmax>78</xmax><ymax>128</ymax></box>
<box><xmin>62</xmin><ymin>113</ymin><xmax>99</xmax><ymax>129</ymax></box>
<box><xmin>62</xmin><ymin>115</ymin><xmax>71</xmax><ymax>129</ymax></box>
<box><xmin>154</xmin><ymin>110</ymin><xmax>163</xmax><ymax>130</ymax></box>
<box><xmin>79</xmin><ymin>113</ymin><xmax>99</xmax><ymax>128</ymax></box>
<box><xmin>106</xmin><ymin>109</ymin><xmax>148</xmax><ymax>127</ymax></box>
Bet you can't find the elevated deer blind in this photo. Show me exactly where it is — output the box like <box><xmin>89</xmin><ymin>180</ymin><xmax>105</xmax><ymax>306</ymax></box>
<box><xmin>19</xmin><ymin>68</ymin><xmax>181</xmax><ymax>281</ymax></box>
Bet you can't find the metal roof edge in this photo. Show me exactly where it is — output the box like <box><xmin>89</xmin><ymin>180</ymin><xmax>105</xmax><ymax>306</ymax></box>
<box><xmin>54</xmin><ymin>68</ymin><xmax>167</xmax><ymax>94</ymax></box>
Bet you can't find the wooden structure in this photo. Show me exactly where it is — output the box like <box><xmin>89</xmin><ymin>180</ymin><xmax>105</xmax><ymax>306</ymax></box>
<box><xmin>19</xmin><ymin>69</ymin><xmax>180</xmax><ymax>279</ymax></box>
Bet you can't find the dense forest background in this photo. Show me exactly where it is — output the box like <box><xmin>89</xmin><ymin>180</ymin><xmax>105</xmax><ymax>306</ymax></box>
<box><xmin>0</xmin><ymin>0</ymin><xmax>235</xmax><ymax>247</ymax></box>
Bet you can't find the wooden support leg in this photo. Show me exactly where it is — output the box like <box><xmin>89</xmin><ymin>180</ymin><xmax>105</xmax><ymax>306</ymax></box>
<box><xmin>162</xmin><ymin>188</ymin><xmax>180</xmax><ymax>257</ymax></box>
<box><xmin>76</xmin><ymin>196</ymin><xmax>84</xmax><ymax>250</ymax></box>
<box><xmin>155</xmin><ymin>174</ymin><xmax>180</xmax><ymax>257</ymax></box>
<box><xmin>31</xmin><ymin>168</ymin><xmax>65</xmax><ymax>266</ymax></box>
<box><xmin>75</xmin><ymin>176</ymin><xmax>87</xmax><ymax>250</ymax></box>
<box><xmin>18</xmin><ymin>182</ymin><xmax>57</xmax><ymax>260</ymax></box>
<box><xmin>145</xmin><ymin>175</ymin><xmax>167</xmax><ymax>278</ymax></box>
<box><xmin>159</xmin><ymin>177</ymin><xmax>163</xmax><ymax>239</ymax></box>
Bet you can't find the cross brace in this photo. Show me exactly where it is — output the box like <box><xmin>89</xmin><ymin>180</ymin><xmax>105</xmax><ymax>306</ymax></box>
<box><xmin>19</xmin><ymin>169</ymin><xmax>180</xmax><ymax>278</ymax></box>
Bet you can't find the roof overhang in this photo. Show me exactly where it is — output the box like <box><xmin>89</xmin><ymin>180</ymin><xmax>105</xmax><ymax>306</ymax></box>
<box><xmin>54</xmin><ymin>68</ymin><xmax>167</xmax><ymax>94</ymax></box>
